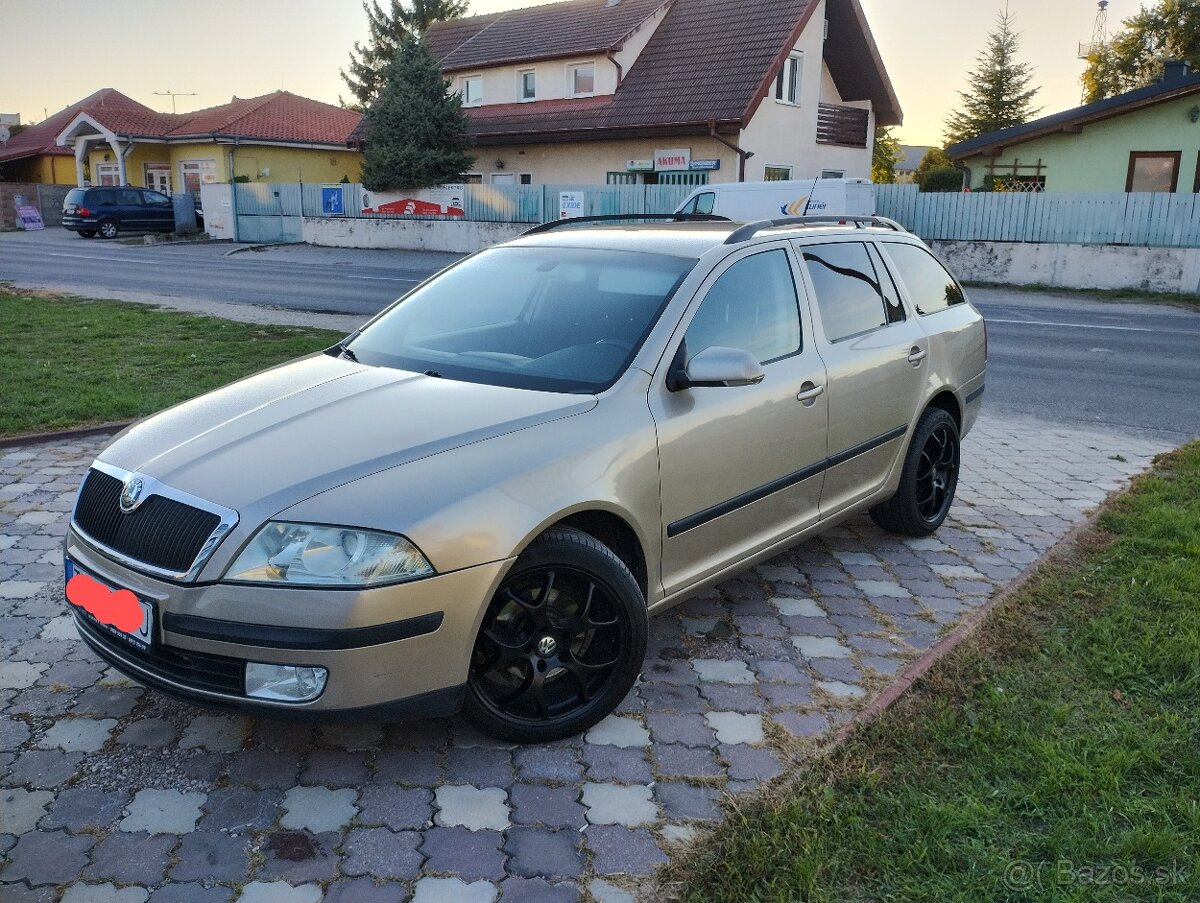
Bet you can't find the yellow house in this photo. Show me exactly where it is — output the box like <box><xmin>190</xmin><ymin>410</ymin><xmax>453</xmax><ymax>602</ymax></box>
<box><xmin>31</xmin><ymin>88</ymin><xmax>362</xmax><ymax>193</ymax></box>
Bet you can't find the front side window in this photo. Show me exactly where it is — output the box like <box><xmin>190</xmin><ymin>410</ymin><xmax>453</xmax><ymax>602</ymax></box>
<box><xmin>571</xmin><ymin>64</ymin><xmax>595</xmax><ymax>97</ymax></box>
<box><xmin>1126</xmin><ymin>151</ymin><xmax>1180</xmax><ymax>192</ymax></box>
<box><xmin>684</xmin><ymin>249</ymin><xmax>801</xmax><ymax>365</ymax></box>
<box><xmin>520</xmin><ymin>69</ymin><xmax>536</xmax><ymax>101</ymax></box>
<box><xmin>775</xmin><ymin>52</ymin><xmax>802</xmax><ymax>105</ymax></box>
<box><xmin>802</xmin><ymin>241</ymin><xmax>889</xmax><ymax>342</ymax></box>
<box><xmin>883</xmin><ymin>243</ymin><xmax>966</xmax><ymax>316</ymax></box>
<box><xmin>143</xmin><ymin>191</ymin><xmax>172</xmax><ymax>206</ymax></box>
<box><xmin>462</xmin><ymin>75</ymin><xmax>483</xmax><ymax>106</ymax></box>
<box><xmin>347</xmin><ymin>247</ymin><xmax>695</xmax><ymax>393</ymax></box>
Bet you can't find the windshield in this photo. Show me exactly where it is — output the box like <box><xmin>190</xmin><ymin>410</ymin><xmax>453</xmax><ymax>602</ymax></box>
<box><xmin>347</xmin><ymin>246</ymin><xmax>696</xmax><ymax>393</ymax></box>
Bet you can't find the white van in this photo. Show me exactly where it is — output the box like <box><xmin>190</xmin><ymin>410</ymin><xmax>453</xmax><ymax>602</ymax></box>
<box><xmin>674</xmin><ymin>178</ymin><xmax>875</xmax><ymax>221</ymax></box>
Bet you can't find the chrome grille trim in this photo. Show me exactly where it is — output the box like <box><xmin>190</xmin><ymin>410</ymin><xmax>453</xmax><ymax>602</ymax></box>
<box><xmin>71</xmin><ymin>460</ymin><xmax>239</xmax><ymax>582</ymax></box>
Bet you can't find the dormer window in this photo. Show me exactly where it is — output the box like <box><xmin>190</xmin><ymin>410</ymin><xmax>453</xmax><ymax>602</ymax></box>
<box><xmin>570</xmin><ymin>63</ymin><xmax>595</xmax><ymax>97</ymax></box>
<box><xmin>520</xmin><ymin>69</ymin><xmax>537</xmax><ymax>101</ymax></box>
<box><xmin>462</xmin><ymin>75</ymin><xmax>483</xmax><ymax>107</ymax></box>
<box><xmin>775</xmin><ymin>52</ymin><xmax>802</xmax><ymax>105</ymax></box>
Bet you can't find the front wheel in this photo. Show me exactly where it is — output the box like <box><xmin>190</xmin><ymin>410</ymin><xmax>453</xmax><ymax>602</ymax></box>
<box><xmin>97</xmin><ymin>220</ymin><xmax>119</xmax><ymax>239</ymax></box>
<box><xmin>463</xmin><ymin>527</ymin><xmax>647</xmax><ymax>743</ymax></box>
<box><xmin>869</xmin><ymin>407</ymin><xmax>960</xmax><ymax>536</ymax></box>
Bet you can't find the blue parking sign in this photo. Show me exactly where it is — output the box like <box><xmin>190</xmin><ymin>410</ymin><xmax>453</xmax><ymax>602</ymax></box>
<box><xmin>321</xmin><ymin>186</ymin><xmax>345</xmax><ymax>216</ymax></box>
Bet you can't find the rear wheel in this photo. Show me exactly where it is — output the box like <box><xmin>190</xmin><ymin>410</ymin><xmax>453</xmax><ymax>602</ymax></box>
<box><xmin>463</xmin><ymin>527</ymin><xmax>647</xmax><ymax>743</ymax></box>
<box><xmin>79</xmin><ymin>230</ymin><xmax>97</xmax><ymax>239</ymax></box>
<box><xmin>869</xmin><ymin>407</ymin><xmax>960</xmax><ymax>536</ymax></box>
<box><xmin>97</xmin><ymin>220</ymin><xmax>118</xmax><ymax>239</ymax></box>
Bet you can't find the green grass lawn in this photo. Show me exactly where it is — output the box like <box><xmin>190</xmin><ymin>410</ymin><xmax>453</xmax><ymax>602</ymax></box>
<box><xmin>0</xmin><ymin>290</ymin><xmax>343</xmax><ymax>437</ymax></box>
<box><xmin>671</xmin><ymin>443</ymin><xmax>1200</xmax><ymax>903</ymax></box>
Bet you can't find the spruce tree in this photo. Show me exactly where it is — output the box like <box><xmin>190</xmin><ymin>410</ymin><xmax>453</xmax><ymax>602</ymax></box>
<box><xmin>341</xmin><ymin>0</ymin><xmax>469</xmax><ymax>110</ymax></box>
<box><xmin>944</xmin><ymin>7</ymin><xmax>1041</xmax><ymax>145</ymax></box>
<box><xmin>360</xmin><ymin>36</ymin><xmax>475</xmax><ymax>191</ymax></box>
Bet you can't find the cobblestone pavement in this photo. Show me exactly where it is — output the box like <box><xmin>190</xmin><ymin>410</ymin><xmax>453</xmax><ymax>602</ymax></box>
<box><xmin>0</xmin><ymin>414</ymin><xmax>1170</xmax><ymax>903</ymax></box>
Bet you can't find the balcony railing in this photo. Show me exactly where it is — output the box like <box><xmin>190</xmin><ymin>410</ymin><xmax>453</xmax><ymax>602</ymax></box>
<box><xmin>816</xmin><ymin>103</ymin><xmax>870</xmax><ymax>148</ymax></box>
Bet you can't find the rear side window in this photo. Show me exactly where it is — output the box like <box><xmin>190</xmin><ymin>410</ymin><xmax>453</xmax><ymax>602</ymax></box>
<box><xmin>65</xmin><ymin>189</ymin><xmax>87</xmax><ymax>206</ymax></box>
<box><xmin>685</xmin><ymin>249</ymin><xmax>801</xmax><ymax>365</ymax></box>
<box><xmin>91</xmin><ymin>189</ymin><xmax>116</xmax><ymax>206</ymax></box>
<box><xmin>884</xmin><ymin>243</ymin><xmax>966</xmax><ymax>315</ymax></box>
<box><xmin>801</xmin><ymin>242</ymin><xmax>889</xmax><ymax>342</ymax></box>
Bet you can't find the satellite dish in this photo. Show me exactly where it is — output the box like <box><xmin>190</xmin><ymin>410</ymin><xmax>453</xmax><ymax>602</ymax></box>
<box><xmin>0</xmin><ymin>126</ymin><xmax>10</xmax><ymax>144</ymax></box>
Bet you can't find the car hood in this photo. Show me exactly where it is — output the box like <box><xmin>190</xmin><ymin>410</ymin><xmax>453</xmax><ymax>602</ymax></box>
<box><xmin>99</xmin><ymin>354</ymin><xmax>595</xmax><ymax>521</ymax></box>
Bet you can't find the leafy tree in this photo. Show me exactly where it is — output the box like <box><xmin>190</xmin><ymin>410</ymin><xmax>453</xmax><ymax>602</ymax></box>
<box><xmin>944</xmin><ymin>7</ymin><xmax>1041</xmax><ymax>145</ymax></box>
<box><xmin>341</xmin><ymin>0</ymin><xmax>470</xmax><ymax>110</ymax></box>
<box><xmin>1082</xmin><ymin>0</ymin><xmax>1200</xmax><ymax>102</ymax></box>
<box><xmin>360</xmin><ymin>36</ymin><xmax>475</xmax><ymax>191</ymax></box>
<box><xmin>912</xmin><ymin>148</ymin><xmax>962</xmax><ymax>192</ymax></box>
<box><xmin>871</xmin><ymin>126</ymin><xmax>902</xmax><ymax>184</ymax></box>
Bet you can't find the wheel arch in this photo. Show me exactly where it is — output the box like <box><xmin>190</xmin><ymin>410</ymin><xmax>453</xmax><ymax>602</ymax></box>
<box><xmin>510</xmin><ymin>505</ymin><xmax>652</xmax><ymax>604</ymax></box>
<box><xmin>924</xmin><ymin>389</ymin><xmax>962</xmax><ymax>432</ymax></box>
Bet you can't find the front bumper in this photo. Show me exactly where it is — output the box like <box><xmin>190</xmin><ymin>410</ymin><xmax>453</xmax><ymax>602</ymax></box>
<box><xmin>65</xmin><ymin>525</ymin><xmax>510</xmax><ymax>719</ymax></box>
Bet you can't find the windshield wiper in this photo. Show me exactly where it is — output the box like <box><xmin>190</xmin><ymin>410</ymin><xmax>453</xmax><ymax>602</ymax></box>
<box><xmin>328</xmin><ymin>337</ymin><xmax>359</xmax><ymax>362</ymax></box>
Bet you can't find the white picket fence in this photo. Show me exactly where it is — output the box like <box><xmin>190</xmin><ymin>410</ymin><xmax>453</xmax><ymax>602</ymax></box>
<box><xmin>876</xmin><ymin>184</ymin><xmax>1200</xmax><ymax>248</ymax></box>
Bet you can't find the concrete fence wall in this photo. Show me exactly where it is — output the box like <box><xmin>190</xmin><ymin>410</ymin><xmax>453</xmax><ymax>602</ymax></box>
<box><xmin>1</xmin><ymin>183</ymin><xmax>72</xmax><ymax>229</ymax></box>
<box><xmin>302</xmin><ymin>216</ymin><xmax>527</xmax><ymax>254</ymax></box>
<box><xmin>931</xmin><ymin>240</ymin><xmax>1200</xmax><ymax>295</ymax></box>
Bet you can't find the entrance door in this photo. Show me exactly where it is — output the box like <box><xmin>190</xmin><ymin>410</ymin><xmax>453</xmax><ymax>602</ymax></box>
<box><xmin>145</xmin><ymin>164</ymin><xmax>171</xmax><ymax>194</ymax></box>
<box><xmin>650</xmin><ymin>244</ymin><xmax>828</xmax><ymax>596</ymax></box>
<box><xmin>96</xmin><ymin>163</ymin><xmax>120</xmax><ymax>186</ymax></box>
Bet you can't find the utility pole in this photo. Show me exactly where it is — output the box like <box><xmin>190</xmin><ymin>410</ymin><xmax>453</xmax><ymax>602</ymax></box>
<box><xmin>154</xmin><ymin>90</ymin><xmax>197</xmax><ymax>114</ymax></box>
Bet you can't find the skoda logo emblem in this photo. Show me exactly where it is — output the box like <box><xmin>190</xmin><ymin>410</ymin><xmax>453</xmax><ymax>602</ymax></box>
<box><xmin>537</xmin><ymin>636</ymin><xmax>557</xmax><ymax>657</ymax></box>
<box><xmin>119</xmin><ymin>476</ymin><xmax>146</xmax><ymax>513</ymax></box>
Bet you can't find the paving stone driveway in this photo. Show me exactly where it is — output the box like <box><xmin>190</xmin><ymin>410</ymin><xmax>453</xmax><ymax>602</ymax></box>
<box><xmin>0</xmin><ymin>414</ymin><xmax>1169</xmax><ymax>903</ymax></box>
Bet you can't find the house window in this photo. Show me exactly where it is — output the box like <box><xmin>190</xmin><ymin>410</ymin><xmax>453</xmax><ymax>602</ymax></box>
<box><xmin>656</xmin><ymin>172</ymin><xmax>709</xmax><ymax>186</ymax></box>
<box><xmin>821</xmin><ymin>169</ymin><xmax>845</xmax><ymax>179</ymax></box>
<box><xmin>519</xmin><ymin>69</ymin><xmax>536</xmax><ymax>101</ymax></box>
<box><xmin>1126</xmin><ymin>151</ymin><xmax>1181</xmax><ymax>192</ymax></box>
<box><xmin>570</xmin><ymin>63</ymin><xmax>595</xmax><ymax>97</ymax></box>
<box><xmin>179</xmin><ymin>160</ymin><xmax>216</xmax><ymax>195</ymax></box>
<box><xmin>464</xmin><ymin>173</ymin><xmax>484</xmax><ymax>184</ymax></box>
<box><xmin>461</xmin><ymin>75</ymin><xmax>483</xmax><ymax>107</ymax></box>
<box><xmin>764</xmin><ymin>165</ymin><xmax>792</xmax><ymax>181</ymax></box>
<box><xmin>775</xmin><ymin>52</ymin><xmax>802</xmax><ymax>105</ymax></box>
<box><xmin>1193</xmin><ymin>151</ymin><xmax>1200</xmax><ymax>193</ymax></box>
<box><xmin>144</xmin><ymin>163</ymin><xmax>171</xmax><ymax>193</ymax></box>
<box><xmin>519</xmin><ymin>173</ymin><xmax>533</xmax><ymax>185</ymax></box>
<box><xmin>607</xmin><ymin>172</ymin><xmax>638</xmax><ymax>185</ymax></box>
<box><xmin>96</xmin><ymin>163</ymin><xmax>120</xmax><ymax>186</ymax></box>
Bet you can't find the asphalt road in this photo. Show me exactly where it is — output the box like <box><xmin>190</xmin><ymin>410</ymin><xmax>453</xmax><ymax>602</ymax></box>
<box><xmin>3</xmin><ymin>229</ymin><xmax>1198</xmax><ymax>442</ymax></box>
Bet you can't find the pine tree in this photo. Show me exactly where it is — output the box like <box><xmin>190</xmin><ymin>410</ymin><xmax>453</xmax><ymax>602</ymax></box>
<box><xmin>1082</xmin><ymin>0</ymin><xmax>1200</xmax><ymax>102</ymax></box>
<box><xmin>360</xmin><ymin>35</ymin><xmax>475</xmax><ymax>191</ymax></box>
<box><xmin>944</xmin><ymin>7</ymin><xmax>1041</xmax><ymax>146</ymax></box>
<box><xmin>341</xmin><ymin>0</ymin><xmax>470</xmax><ymax>110</ymax></box>
<box><xmin>871</xmin><ymin>126</ymin><xmax>902</xmax><ymax>184</ymax></box>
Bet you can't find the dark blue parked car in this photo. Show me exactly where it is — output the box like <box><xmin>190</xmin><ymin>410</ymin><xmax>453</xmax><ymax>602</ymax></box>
<box><xmin>62</xmin><ymin>187</ymin><xmax>176</xmax><ymax>239</ymax></box>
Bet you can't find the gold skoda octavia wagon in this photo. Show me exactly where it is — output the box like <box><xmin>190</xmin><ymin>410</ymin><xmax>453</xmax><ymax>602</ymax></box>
<box><xmin>65</xmin><ymin>215</ymin><xmax>986</xmax><ymax>742</ymax></box>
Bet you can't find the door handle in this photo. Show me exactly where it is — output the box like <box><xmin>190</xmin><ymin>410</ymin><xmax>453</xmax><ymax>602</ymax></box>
<box><xmin>796</xmin><ymin>382</ymin><xmax>825</xmax><ymax>403</ymax></box>
<box><xmin>907</xmin><ymin>346</ymin><xmax>928</xmax><ymax>365</ymax></box>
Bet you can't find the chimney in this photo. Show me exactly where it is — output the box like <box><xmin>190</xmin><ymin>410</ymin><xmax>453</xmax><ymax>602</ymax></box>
<box><xmin>1163</xmin><ymin>59</ymin><xmax>1191</xmax><ymax>83</ymax></box>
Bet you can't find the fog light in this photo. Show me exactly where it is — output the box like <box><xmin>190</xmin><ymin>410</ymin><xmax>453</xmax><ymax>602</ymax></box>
<box><xmin>245</xmin><ymin>662</ymin><xmax>328</xmax><ymax>702</ymax></box>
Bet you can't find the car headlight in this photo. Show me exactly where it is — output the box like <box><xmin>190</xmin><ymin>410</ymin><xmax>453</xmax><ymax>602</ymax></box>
<box><xmin>224</xmin><ymin>522</ymin><xmax>434</xmax><ymax>587</ymax></box>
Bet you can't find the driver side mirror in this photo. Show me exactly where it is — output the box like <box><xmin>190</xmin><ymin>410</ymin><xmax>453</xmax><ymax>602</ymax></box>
<box><xmin>669</xmin><ymin>345</ymin><xmax>765</xmax><ymax>391</ymax></box>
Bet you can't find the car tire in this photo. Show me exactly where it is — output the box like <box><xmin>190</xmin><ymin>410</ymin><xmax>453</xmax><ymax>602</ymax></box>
<box><xmin>463</xmin><ymin>526</ymin><xmax>647</xmax><ymax>743</ymax></box>
<box><xmin>79</xmin><ymin>230</ymin><xmax>97</xmax><ymax>239</ymax></box>
<box><xmin>97</xmin><ymin>220</ymin><xmax>119</xmax><ymax>239</ymax></box>
<box><xmin>869</xmin><ymin>407</ymin><xmax>960</xmax><ymax>536</ymax></box>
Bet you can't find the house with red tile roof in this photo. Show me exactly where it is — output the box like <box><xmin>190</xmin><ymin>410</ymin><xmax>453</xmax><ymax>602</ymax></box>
<box><xmin>350</xmin><ymin>0</ymin><xmax>900</xmax><ymax>187</ymax></box>
<box><xmin>0</xmin><ymin>89</ymin><xmax>363</xmax><ymax>193</ymax></box>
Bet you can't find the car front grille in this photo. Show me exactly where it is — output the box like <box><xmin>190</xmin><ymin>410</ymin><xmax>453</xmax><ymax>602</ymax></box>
<box><xmin>74</xmin><ymin>468</ymin><xmax>223</xmax><ymax>576</ymax></box>
<box><xmin>75</xmin><ymin>611</ymin><xmax>246</xmax><ymax>696</ymax></box>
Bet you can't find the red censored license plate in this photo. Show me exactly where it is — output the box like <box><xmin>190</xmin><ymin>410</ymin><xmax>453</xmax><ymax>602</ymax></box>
<box><xmin>65</xmin><ymin>559</ymin><xmax>154</xmax><ymax>650</ymax></box>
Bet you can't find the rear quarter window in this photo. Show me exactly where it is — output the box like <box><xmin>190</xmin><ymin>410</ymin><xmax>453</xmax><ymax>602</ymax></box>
<box><xmin>884</xmin><ymin>243</ymin><xmax>966</xmax><ymax>315</ymax></box>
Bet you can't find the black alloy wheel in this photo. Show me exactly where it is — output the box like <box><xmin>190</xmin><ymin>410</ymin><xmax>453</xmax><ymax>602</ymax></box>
<box><xmin>915</xmin><ymin>423</ymin><xmax>958</xmax><ymax>524</ymax></box>
<box><xmin>869</xmin><ymin>406</ymin><xmax>961</xmax><ymax>536</ymax></box>
<box><xmin>463</xmin><ymin>528</ymin><xmax>647</xmax><ymax>743</ymax></box>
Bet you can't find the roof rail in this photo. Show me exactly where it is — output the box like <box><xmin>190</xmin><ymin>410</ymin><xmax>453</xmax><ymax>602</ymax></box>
<box><xmin>723</xmin><ymin>215</ymin><xmax>907</xmax><ymax>245</ymax></box>
<box><xmin>522</xmin><ymin>213</ymin><xmax>731</xmax><ymax>236</ymax></box>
